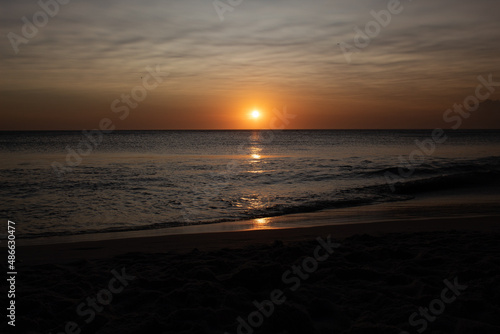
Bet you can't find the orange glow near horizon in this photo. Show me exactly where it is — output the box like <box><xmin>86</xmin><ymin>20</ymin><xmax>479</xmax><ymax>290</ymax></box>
<box><xmin>2</xmin><ymin>1</ymin><xmax>500</xmax><ymax>131</ymax></box>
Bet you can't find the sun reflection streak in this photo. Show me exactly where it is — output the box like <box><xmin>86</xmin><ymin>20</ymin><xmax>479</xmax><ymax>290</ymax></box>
<box><xmin>251</xmin><ymin>154</ymin><xmax>261</xmax><ymax>160</ymax></box>
<box><xmin>250</xmin><ymin>143</ymin><xmax>262</xmax><ymax>158</ymax></box>
<box><xmin>252</xmin><ymin>217</ymin><xmax>271</xmax><ymax>229</ymax></box>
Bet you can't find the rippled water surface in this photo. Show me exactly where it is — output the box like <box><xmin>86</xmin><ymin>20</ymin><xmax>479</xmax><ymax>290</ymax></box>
<box><xmin>1</xmin><ymin>130</ymin><xmax>500</xmax><ymax>238</ymax></box>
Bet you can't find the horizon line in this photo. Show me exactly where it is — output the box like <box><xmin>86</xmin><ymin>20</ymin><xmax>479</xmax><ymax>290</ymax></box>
<box><xmin>2</xmin><ymin>128</ymin><xmax>500</xmax><ymax>132</ymax></box>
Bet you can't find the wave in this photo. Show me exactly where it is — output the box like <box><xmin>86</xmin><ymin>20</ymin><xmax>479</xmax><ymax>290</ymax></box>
<box><xmin>14</xmin><ymin>156</ymin><xmax>500</xmax><ymax>240</ymax></box>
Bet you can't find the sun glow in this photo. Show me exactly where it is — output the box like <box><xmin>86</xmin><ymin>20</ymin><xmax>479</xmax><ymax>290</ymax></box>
<box><xmin>251</xmin><ymin>110</ymin><xmax>261</xmax><ymax>119</ymax></box>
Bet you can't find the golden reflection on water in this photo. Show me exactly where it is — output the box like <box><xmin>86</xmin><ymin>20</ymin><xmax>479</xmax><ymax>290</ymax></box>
<box><xmin>245</xmin><ymin>132</ymin><xmax>268</xmax><ymax>207</ymax></box>
<box><xmin>250</xmin><ymin>145</ymin><xmax>262</xmax><ymax>159</ymax></box>
<box><xmin>251</xmin><ymin>154</ymin><xmax>261</xmax><ymax>160</ymax></box>
<box><xmin>248</xmin><ymin>137</ymin><xmax>263</xmax><ymax>172</ymax></box>
<box><xmin>252</xmin><ymin>217</ymin><xmax>271</xmax><ymax>229</ymax></box>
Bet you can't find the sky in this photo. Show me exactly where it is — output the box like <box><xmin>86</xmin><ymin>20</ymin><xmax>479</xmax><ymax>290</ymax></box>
<box><xmin>1</xmin><ymin>0</ymin><xmax>499</xmax><ymax>130</ymax></box>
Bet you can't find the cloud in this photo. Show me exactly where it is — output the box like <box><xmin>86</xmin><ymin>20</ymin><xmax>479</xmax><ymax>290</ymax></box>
<box><xmin>1</xmin><ymin>0</ymin><xmax>499</xmax><ymax>129</ymax></box>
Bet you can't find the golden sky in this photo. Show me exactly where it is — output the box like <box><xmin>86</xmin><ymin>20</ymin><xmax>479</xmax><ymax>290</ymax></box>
<box><xmin>1</xmin><ymin>0</ymin><xmax>499</xmax><ymax>130</ymax></box>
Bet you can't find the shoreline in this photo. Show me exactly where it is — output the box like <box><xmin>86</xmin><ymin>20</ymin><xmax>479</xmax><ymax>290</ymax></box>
<box><xmin>15</xmin><ymin>184</ymin><xmax>500</xmax><ymax>247</ymax></box>
<box><xmin>17</xmin><ymin>215</ymin><xmax>500</xmax><ymax>265</ymax></box>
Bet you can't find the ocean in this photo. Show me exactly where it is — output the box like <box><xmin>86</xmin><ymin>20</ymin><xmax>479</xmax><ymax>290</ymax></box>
<box><xmin>1</xmin><ymin>130</ymin><xmax>500</xmax><ymax>239</ymax></box>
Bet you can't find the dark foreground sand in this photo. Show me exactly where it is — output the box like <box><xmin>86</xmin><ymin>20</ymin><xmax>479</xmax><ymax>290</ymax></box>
<box><xmin>5</xmin><ymin>216</ymin><xmax>500</xmax><ymax>333</ymax></box>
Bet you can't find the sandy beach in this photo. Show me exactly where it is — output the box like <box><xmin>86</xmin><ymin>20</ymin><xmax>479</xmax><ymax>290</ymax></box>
<box><xmin>5</xmin><ymin>214</ymin><xmax>500</xmax><ymax>334</ymax></box>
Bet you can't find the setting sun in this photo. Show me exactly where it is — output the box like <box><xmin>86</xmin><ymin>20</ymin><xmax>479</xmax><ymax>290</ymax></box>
<box><xmin>251</xmin><ymin>110</ymin><xmax>261</xmax><ymax>119</ymax></box>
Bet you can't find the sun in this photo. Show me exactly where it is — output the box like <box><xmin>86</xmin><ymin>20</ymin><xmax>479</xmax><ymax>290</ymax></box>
<box><xmin>251</xmin><ymin>110</ymin><xmax>261</xmax><ymax>119</ymax></box>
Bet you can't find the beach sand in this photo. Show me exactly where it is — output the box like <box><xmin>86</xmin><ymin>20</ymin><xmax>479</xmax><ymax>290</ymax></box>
<box><xmin>6</xmin><ymin>214</ymin><xmax>500</xmax><ymax>334</ymax></box>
